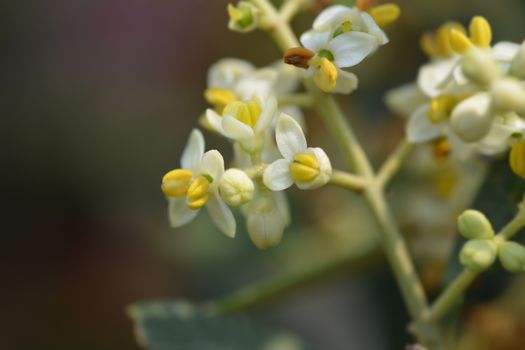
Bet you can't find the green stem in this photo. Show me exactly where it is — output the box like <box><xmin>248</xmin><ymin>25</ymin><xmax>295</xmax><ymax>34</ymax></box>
<box><xmin>425</xmin><ymin>269</ymin><xmax>478</xmax><ymax>323</ymax></box>
<box><xmin>496</xmin><ymin>200</ymin><xmax>525</xmax><ymax>240</ymax></box>
<box><xmin>377</xmin><ymin>140</ymin><xmax>414</xmax><ymax>188</ymax></box>
<box><xmin>330</xmin><ymin>170</ymin><xmax>367</xmax><ymax>192</ymax></box>
<box><xmin>279</xmin><ymin>0</ymin><xmax>310</xmax><ymax>23</ymax></box>
<box><xmin>205</xmin><ymin>237</ymin><xmax>380</xmax><ymax>315</ymax></box>
<box><xmin>278</xmin><ymin>93</ymin><xmax>313</xmax><ymax>108</ymax></box>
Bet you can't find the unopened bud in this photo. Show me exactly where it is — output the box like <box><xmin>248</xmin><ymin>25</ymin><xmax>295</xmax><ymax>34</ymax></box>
<box><xmin>219</xmin><ymin>169</ymin><xmax>254</xmax><ymax>207</ymax></box>
<box><xmin>450</xmin><ymin>93</ymin><xmax>492</xmax><ymax>142</ymax></box>
<box><xmin>461</xmin><ymin>48</ymin><xmax>501</xmax><ymax>86</ymax></box>
<box><xmin>227</xmin><ymin>2</ymin><xmax>259</xmax><ymax>33</ymax></box>
<box><xmin>457</xmin><ymin>209</ymin><xmax>494</xmax><ymax>240</ymax></box>
<box><xmin>510</xmin><ymin>140</ymin><xmax>525</xmax><ymax>178</ymax></box>
<box><xmin>509</xmin><ymin>43</ymin><xmax>525</xmax><ymax>80</ymax></box>
<box><xmin>490</xmin><ymin>78</ymin><xmax>525</xmax><ymax>116</ymax></box>
<box><xmin>498</xmin><ymin>241</ymin><xmax>525</xmax><ymax>273</ymax></box>
<box><xmin>246</xmin><ymin>197</ymin><xmax>286</xmax><ymax>250</ymax></box>
<box><xmin>460</xmin><ymin>239</ymin><xmax>497</xmax><ymax>271</ymax></box>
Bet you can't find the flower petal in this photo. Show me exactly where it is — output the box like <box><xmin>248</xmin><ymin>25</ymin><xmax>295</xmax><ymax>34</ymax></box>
<box><xmin>360</xmin><ymin>12</ymin><xmax>389</xmax><ymax>45</ymax></box>
<box><xmin>417</xmin><ymin>58</ymin><xmax>458</xmax><ymax>97</ymax></box>
<box><xmin>385</xmin><ymin>83</ymin><xmax>427</xmax><ymax>117</ymax></box>
<box><xmin>492</xmin><ymin>41</ymin><xmax>520</xmax><ymax>62</ymax></box>
<box><xmin>222</xmin><ymin>115</ymin><xmax>255</xmax><ymax>141</ymax></box>
<box><xmin>200</xmin><ymin>150</ymin><xmax>224</xmax><ymax>183</ymax></box>
<box><xmin>263</xmin><ymin>159</ymin><xmax>294</xmax><ymax>191</ymax></box>
<box><xmin>296</xmin><ymin>147</ymin><xmax>332</xmax><ymax>190</ymax></box>
<box><xmin>208</xmin><ymin>58</ymin><xmax>255</xmax><ymax>88</ymax></box>
<box><xmin>332</xmin><ymin>69</ymin><xmax>358</xmax><ymax>94</ymax></box>
<box><xmin>180</xmin><ymin>129</ymin><xmax>205</xmax><ymax>170</ymax></box>
<box><xmin>234</xmin><ymin>68</ymin><xmax>278</xmax><ymax>100</ymax></box>
<box><xmin>168</xmin><ymin>197</ymin><xmax>199</xmax><ymax>228</ymax></box>
<box><xmin>273</xmin><ymin>191</ymin><xmax>290</xmax><ymax>226</ymax></box>
<box><xmin>206</xmin><ymin>191</ymin><xmax>236</xmax><ymax>238</ymax></box>
<box><xmin>276</xmin><ymin>113</ymin><xmax>307</xmax><ymax>159</ymax></box>
<box><xmin>255</xmin><ymin>96</ymin><xmax>277</xmax><ymax>134</ymax></box>
<box><xmin>312</xmin><ymin>5</ymin><xmax>353</xmax><ymax>31</ymax></box>
<box><xmin>330</xmin><ymin>31</ymin><xmax>378</xmax><ymax>68</ymax></box>
<box><xmin>407</xmin><ymin>105</ymin><xmax>445</xmax><ymax>143</ymax></box>
<box><xmin>300</xmin><ymin>30</ymin><xmax>330</xmax><ymax>52</ymax></box>
<box><xmin>205</xmin><ymin>109</ymin><xmax>224</xmax><ymax>134</ymax></box>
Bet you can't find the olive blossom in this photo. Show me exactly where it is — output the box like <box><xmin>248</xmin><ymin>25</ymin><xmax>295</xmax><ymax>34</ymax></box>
<box><xmin>161</xmin><ymin>129</ymin><xmax>236</xmax><ymax>237</ymax></box>
<box><xmin>263</xmin><ymin>114</ymin><xmax>332</xmax><ymax>191</ymax></box>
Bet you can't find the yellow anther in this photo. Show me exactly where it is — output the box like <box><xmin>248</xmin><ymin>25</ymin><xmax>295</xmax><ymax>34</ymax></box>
<box><xmin>227</xmin><ymin>4</ymin><xmax>243</xmax><ymax>22</ymax></box>
<box><xmin>223</xmin><ymin>99</ymin><xmax>261</xmax><ymax>128</ymax></box>
<box><xmin>510</xmin><ymin>140</ymin><xmax>525</xmax><ymax>178</ymax></box>
<box><xmin>186</xmin><ymin>176</ymin><xmax>211</xmax><ymax>210</ymax></box>
<box><xmin>469</xmin><ymin>16</ymin><xmax>492</xmax><ymax>48</ymax></box>
<box><xmin>436</xmin><ymin>22</ymin><xmax>466</xmax><ymax>57</ymax></box>
<box><xmin>290</xmin><ymin>153</ymin><xmax>320</xmax><ymax>182</ymax></box>
<box><xmin>427</xmin><ymin>95</ymin><xmax>457</xmax><ymax>124</ymax></box>
<box><xmin>420</xmin><ymin>32</ymin><xmax>440</xmax><ymax>58</ymax></box>
<box><xmin>204</xmin><ymin>88</ymin><xmax>237</xmax><ymax>108</ymax></box>
<box><xmin>341</xmin><ymin>21</ymin><xmax>353</xmax><ymax>32</ymax></box>
<box><xmin>449</xmin><ymin>29</ymin><xmax>473</xmax><ymax>54</ymax></box>
<box><xmin>312</xmin><ymin>57</ymin><xmax>338</xmax><ymax>93</ymax></box>
<box><xmin>432</xmin><ymin>138</ymin><xmax>451</xmax><ymax>161</ymax></box>
<box><xmin>161</xmin><ymin>169</ymin><xmax>194</xmax><ymax>197</ymax></box>
<box><xmin>369</xmin><ymin>4</ymin><xmax>401</xmax><ymax>27</ymax></box>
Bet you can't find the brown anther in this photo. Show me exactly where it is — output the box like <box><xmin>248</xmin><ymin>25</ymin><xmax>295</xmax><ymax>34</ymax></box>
<box><xmin>432</xmin><ymin>138</ymin><xmax>451</xmax><ymax>161</ymax></box>
<box><xmin>284</xmin><ymin>47</ymin><xmax>315</xmax><ymax>69</ymax></box>
<box><xmin>357</xmin><ymin>0</ymin><xmax>373</xmax><ymax>11</ymax></box>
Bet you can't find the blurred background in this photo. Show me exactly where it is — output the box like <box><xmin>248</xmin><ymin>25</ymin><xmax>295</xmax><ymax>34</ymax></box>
<box><xmin>3</xmin><ymin>0</ymin><xmax>525</xmax><ymax>349</ymax></box>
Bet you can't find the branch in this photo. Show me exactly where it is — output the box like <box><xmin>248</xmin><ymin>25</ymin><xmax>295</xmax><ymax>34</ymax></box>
<box><xmin>377</xmin><ymin>140</ymin><xmax>414</xmax><ymax>188</ymax></box>
<box><xmin>330</xmin><ymin>170</ymin><xmax>367</xmax><ymax>192</ymax></box>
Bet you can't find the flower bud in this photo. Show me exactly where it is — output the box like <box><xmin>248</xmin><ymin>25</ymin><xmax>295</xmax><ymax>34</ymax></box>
<box><xmin>460</xmin><ymin>239</ymin><xmax>497</xmax><ymax>271</ymax></box>
<box><xmin>246</xmin><ymin>197</ymin><xmax>286</xmax><ymax>250</ymax></box>
<box><xmin>450</xmin><ymin>93</ymin><xmax>492</xmax><ymax>142</ymax></box>
<box><xmin>490</xmin><ymin>78</ymin><xmax>525</xmax><ymax>116</ymax></box>
<box><xmin>227</xmin><ymin>2</ymin><xmax>259</xmax><ymax>33</ymax></box>
<box><xmin>457</xmin><ymin>209</ymin><xmax>495</xmax><ymax>240</ymax></box>
<box><xmin>498</xmin><ymin>241</ymin><xmax>525</xmax><ymax>273</ymax></box>
<box><xmin>509</xmin><ymin>43</ymin><xmax>525</xmax><ymax>80</ymax></box>
<box><xmin>219</xmin><ymin>169</ymin><xmax>254</xmax><ymax>207</ymax></box>
<box><xmin>461</xmin><ymin>48</ymin><xmax>501</xmax><ymax>86</ymax></box>
<box><xmin>509</xmin><ymin>140</ymin><xmax>525</xmax><ymax>178</ymax></box>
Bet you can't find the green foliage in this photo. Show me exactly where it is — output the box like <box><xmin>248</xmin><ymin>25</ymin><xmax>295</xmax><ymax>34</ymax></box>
<box><xmin>128</xmin><ymin>301</ymin><xmax>305</xmax><ymax>350</ymax></box>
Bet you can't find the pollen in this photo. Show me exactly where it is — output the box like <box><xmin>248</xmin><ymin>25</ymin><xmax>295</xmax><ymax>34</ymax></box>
<box><xmin>427</xmin><ymin>95</ymin><xmax>457</xmax><ymax>124</ymax></box>
<box><xmin>187</xmin><ymin>175</ymin><xmax>211</xmax><ymax>210</ymax></box>
<box><xmin>369</xmin><ymin>4</ymin><xmax>401</xmax><ymax>28</ymax></box>
<box><xmin>161</xmin><ymin>169</ymin><xmax>194</xmax><ymax>197</ymax></box>
<box><xmin>312</xmin><ymin>57</ymin><xmax>338</xmax><ymax>93</ymax></box>
<box><xmin>469</xmin><ymin>16</ymin><xmax>492</xmax><ymax>48</ymax></box>
<box><xmin>449</xmin><ymin>29</ymin><xmax>473</xmax><ymax>54</ymax></box>
<box><xmin>510</xmin><ymin>140</ymin><xmax>525</xmax><ymax>177</ymax></box>
<box><xmin>290</xmin><ymin>153</ymin><xmax>320</xmax><ymax>182</ymax></box>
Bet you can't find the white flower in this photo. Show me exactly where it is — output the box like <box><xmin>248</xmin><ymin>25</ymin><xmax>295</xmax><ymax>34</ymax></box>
<box><xmin>219</xmin><ymin>168</ymin><xmax>254</xmax><ymax>207</ymax></box>
<box><xmin>161</xmin><ymin>129</ymin><xmax>236</xmax><ymax>237</ymax></box>
<box><xmin>311</xmin><ymin>5</ymin><xmax>388</xmax><ymax>45</ymax></box>
<box><xmin>206</xmin><ymin>95</ymin><xmax>277</xmax><ymax>153</ymax></box>
<box><xmin>227</xmin><ymin>1</ymin><xmax>260</xmax><ymax>33</ymax></box>
<box><xmin>263</xmin><ymin>114</ymin><xmax>332</xmax><ymax>191</ymax></box>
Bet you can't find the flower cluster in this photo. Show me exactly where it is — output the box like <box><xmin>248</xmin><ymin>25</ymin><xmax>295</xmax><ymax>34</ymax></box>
<box><xmin>387</xmin><ymin>16</ymin><xmax>525</xmax><ymax>172</ymax></box>
<box><xmin>283</xmin><ymin>2</ymin><xmax>400</xmax><ymax>93</ymax></box>
<box><xmin>162</xmin><ymin>53</ymin><xmax>334</xmax><ymax>249</ymax></box>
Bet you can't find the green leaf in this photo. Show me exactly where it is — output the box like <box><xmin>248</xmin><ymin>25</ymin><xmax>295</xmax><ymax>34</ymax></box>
<box><xmin>127</xmin><ymin>301</ymin><xmax>305</xmax><ymax>350</ymax></box>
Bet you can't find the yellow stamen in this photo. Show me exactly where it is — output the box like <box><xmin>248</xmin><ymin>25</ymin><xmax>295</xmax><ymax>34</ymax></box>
<box><xmin>341</xmin><ymin>21</ymin><xmax>353</xmax><ymax>32</ymax></box>
<box><xmin>227</xmin><ymin>4</ymin><xmax>243</xmax><ymax>22</ymax></box>
<box><xmin>420</xmin><ymin>32</ymin><xmax>440</xmax><ymax>58</ymax></box>
<box><xmin>161</xmin><ymin>169</ymin><xmax>194</xmax><ymax>197</ymax></box>
<box><xmin>510</xmin><ymin>140</ymin><xmax>525</xmax><ymax>178</ymax></box>
<box><xmin>469</xmin><ymin>16</ymin><xmax>492</xmax><ymax>48</ymax></box>
<box><xmin>312</xmin><ymin>57</ymin><xmax>338</xmax><ymax>93</ymax></box>
<box><xmin>436</xmin><ymin>22</ymin><xmax>466</xmax><ymax>57</ymax></box>
<box><xmin>369</xmin><ymin>4</ymin><xmax>401</xmax><ymax>27</ymax></box>
<box><xmin>223</xmin><ymin>99</ymin><xmax>261</xmax><ymax>128</ymax></box>
<box><xmin>449</xmin><ymin>29</ymin><xmax>473</xmax><ymax>54</ymax></box>
<box><xmin>204</xmin><ymin>88</ymin><xmax>237</xmax><ymax>108</ymax></box>
<box><xmin>186</xmin><ymin>176</ymin><xmax>210</xmax><ymax>210</ymax></box>
<box><xmin>290</xmin><ymin>153</ymin><xmax>320</xmax><ymax>182</ymax></box>
<box><xmin>427</xmin><ymin>95</ymin><xmax>457</xmax><ymax>124</ymax></box>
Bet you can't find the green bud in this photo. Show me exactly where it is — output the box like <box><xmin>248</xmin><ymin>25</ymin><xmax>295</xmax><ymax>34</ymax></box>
<box><xmin>490</xmin><ymin>78</ymin><xmax>525</xmax><ymax>116</ymax></box>
<box><xmin>460</xmin><ymin>239</ymin><xmax>497</xmax><ymax>271</ymax></box>
<box><xmin>461</xmin><ymin>48</ymin><xmax>501</xmax><ymax>87</ymax></box>
<box><xmin>498</xmin><ymin>241</ymin><xmax>525</xmax><ymax>273</ymax></box>
<box><xmin>457</xmin><ymin>209</ymin><xmax>494</xmax><ymax>240</ymax></box>
<box><xmin>227</xmin><ymin>2</ymin><xmax>259</xmax><ymax>33</ymax></box>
